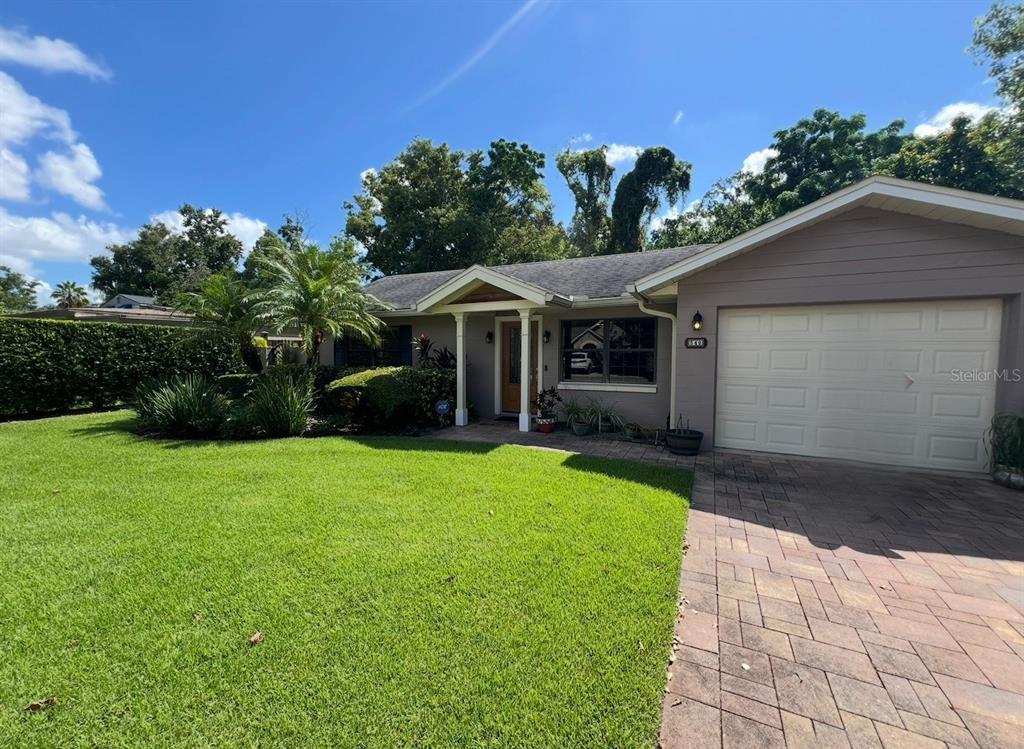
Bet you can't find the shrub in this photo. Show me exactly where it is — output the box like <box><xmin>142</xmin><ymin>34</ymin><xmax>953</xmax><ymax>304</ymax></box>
<box><xmin>217</xmin><ymin>373</ymin><xmax>257</xmax><ymax>399</ymax></box>
<box><xmin>134</xmin><ymin>375</ymin><xmax>228</xmax><ymax>438</ymax></box>
<box><xmin>323</xmin><ymin>366</ymin><xmax>455</xmax><ymax>427</ymax></box>
<box><xmin>0</xmin><ymin>318</ymin><xmax>239</xmax><ymax>417</ymax></box>
<box><xmin>241</xmin><ymin>369</ymin><xmax>315</xmax><ymax>438</ymax></box>
<box><xmin>987</xmin><ymin>413</ymin><xmax>1024</xmax><ymax>474</ymax></box>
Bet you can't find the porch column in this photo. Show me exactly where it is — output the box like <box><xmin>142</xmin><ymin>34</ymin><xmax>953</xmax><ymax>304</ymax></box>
<box><xmin>453</xmin><ymin>312</ymin><xmax>468</xmax><ymax>426</ymax></box>
<box><xmin>518</xmin><ymin>308</ymin><xmax>532</xmax><ymax>432</ymax></box>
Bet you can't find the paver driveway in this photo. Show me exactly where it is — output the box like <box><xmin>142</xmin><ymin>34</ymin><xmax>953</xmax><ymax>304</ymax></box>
<box><xmin>662</xmin><ymin>451</ymin><xmax>1024</xmax><ymax>749</ymax></box>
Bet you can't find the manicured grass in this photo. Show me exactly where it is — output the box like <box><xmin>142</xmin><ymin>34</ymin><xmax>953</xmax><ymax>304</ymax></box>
<box><xmin>0</xmin><ymin>412</ymin><xmax>689</xmax><ymax>748</ymax></box>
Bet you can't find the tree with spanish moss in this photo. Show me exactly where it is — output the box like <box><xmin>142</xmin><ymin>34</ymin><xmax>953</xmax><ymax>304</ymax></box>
<box><xmin>609</xmin><ymin>147</ymin><xmax>692</xmax><ymax>254</ymax></box>
<box><xmin>556</xmin><ymin>146</ymin><xmax>615</xmax><ymax>256</ymax></box>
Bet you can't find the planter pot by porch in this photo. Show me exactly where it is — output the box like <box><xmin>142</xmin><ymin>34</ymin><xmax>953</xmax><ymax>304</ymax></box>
<box><xmin>536</xmin><ymin>417</ymin><xmax>556</xmax><ymax>434</ymax></box>
<box><xmin>993</xmin><ymin>465</ymin><xmax>1024</xmax><ymax>491</ymax></box>
<box><xmin>665</xmin><ymin>428</ymin><xmax>703</xmax><ymax>456</ymax></box>
<box><xmin>570</xmin><ymin>419</ymin><xmax>592</xmax><ymax>437</ymax></box>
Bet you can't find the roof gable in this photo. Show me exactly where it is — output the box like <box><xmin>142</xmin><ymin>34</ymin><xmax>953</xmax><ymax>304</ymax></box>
<box><xmin>632</xmin><ymin>176</ymin><xmax>1024</xmax><ymax>294</ymax></box>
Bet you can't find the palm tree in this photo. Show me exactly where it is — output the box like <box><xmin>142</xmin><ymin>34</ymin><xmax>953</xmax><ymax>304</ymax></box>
<box><xmin>176</xmin><ymin>274</ymin><xmax>265</xmax><ymax>372</ymax></box>
<box><xmin>51</xmin><ymin>281</ymin><xmax>90</xmax><ymax>308</ymax></box>
<box><xmin>256</xmin><ymin>243</ymin><xmax>382</xmax><ymax>365</ymax></box>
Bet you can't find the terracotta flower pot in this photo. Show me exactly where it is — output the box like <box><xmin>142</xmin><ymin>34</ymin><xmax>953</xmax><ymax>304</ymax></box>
<box><xmin>536</xmin><ymin>418</ymin><xmax>556</xmax><ymax>434</ymax></box>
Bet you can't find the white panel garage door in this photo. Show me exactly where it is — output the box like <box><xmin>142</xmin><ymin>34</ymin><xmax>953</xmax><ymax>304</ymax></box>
<box><xmin>715</xmin><ymin>299</ymin><xmax>1002</xmax><ymax>471</ymax></box>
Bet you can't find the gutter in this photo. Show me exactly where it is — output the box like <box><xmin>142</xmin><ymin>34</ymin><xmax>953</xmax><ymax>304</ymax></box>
<box><xmin>629</xmin><ymin>286</ymin><xmax>677</xmax><ymax>421</ymax></box>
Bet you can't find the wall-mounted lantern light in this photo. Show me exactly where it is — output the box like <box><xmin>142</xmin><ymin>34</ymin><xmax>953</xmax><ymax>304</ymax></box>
<box><xmin>543</xmin><ymin>330</ymin><xmax>551</xmax><ymax>344</ymax></box>
<box><xmin>485</xmin><ymin>331</ymin><xmax>494</xmax><ymax>344</ymax></box>
<box><xmin>691</xmin><ymin>311</ymin><xmax>704</xmax><ymax>331</ymax></box>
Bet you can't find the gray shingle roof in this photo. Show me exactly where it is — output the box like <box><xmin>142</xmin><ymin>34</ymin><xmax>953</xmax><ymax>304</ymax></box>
<box><xmin>365</xmin><ymin>245</ymin><xmax>713</xmax><ymax>310</ymax></box>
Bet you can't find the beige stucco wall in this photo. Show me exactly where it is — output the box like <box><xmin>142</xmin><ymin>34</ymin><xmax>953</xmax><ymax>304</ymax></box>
<box><xmin>672</xmin><ymin>206</ymin><xmax>1024</xmax><ymax>450</ymax></box>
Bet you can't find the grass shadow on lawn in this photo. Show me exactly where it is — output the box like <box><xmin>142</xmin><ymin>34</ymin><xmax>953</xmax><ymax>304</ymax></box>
<box><xmin>348</xmin><ymin>434</ymin><xmax>693</xmax><ymax>501</ymax></box>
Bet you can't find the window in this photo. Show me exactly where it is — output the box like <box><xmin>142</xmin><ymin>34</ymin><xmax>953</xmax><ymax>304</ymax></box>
<box><xmin>560</xmin><ymin>317</ymin><xmax>656</xmax><ymax>385</ymax></box>
<box><xmin>334</xmin><ymin>325</ymin><xmax>412</xmax><ymax>367</ymax></box>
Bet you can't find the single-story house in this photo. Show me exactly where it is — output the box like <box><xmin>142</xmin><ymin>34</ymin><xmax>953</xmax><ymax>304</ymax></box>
<box><xmin>100</xmin><ymin>294</ymin><xmax>160</xmax><ymax>309</ymax></box>
<box><xmin>323</xmin><ymin>176</ymin><xmax>1023</xmax><ymax>473</ymax></box>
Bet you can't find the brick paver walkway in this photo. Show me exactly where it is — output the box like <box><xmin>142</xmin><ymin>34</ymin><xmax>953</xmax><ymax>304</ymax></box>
<box><xmin>436</xmin><ymin>423</ymin><xmax>1024</xmax><ymax>747</ymax></box>
<box><xmin>664</xmin><ymin>451</ymin><xmax>1024</xmax><ymax>749</ymax></box>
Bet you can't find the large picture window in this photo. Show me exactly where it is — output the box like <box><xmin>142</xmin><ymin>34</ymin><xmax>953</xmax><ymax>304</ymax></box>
<box><xmin>334</xmin><ymin>325</ymin><xmax>412</xmax><ymax>367</ymax></box>
<box><xmin>560</xmin><ymin>317</ymin><xmax>657</xmax><ymax>385</ymax></box>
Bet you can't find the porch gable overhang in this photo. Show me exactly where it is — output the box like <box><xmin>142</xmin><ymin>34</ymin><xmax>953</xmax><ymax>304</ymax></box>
<box><xmin>631</xmin><ymin>175</ymin><xmax>1024</xmax><ymax>295</ymax></box>
<box><xmin>414</xmin><ymin>265</ymin><xmax>571</xmax><ymax>312</ymax></box>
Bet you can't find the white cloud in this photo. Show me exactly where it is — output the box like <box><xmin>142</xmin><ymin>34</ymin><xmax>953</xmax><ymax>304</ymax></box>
<box><xmin>604</xmin><ymin>143</ymin><xmax>643</xmax><ymax>166</ymax></box>
<box><xmin>672</xmin><ymin>110</ymin><xmax>684</xmax><ymax>126</ymax></box>
<box><xmin>568</xmin><ymin>132</ymin><xmax>593</xmax><ymax>145</ymax></box>
<box><xmin>0</xmin><ymin>27</ymin><xmax>110</xmax><ymax>80</ymax></box>
<box><xmin>650</xmin><ymin>204</ymin><xmax>680</xmax><ymax>232</ymax></box>
<box><xmin>741</xmin><ymin>147</ymin><xmax>778</xmax><ymax>175</ymax></box>
<box><xmin>0</xmin><ymin>206</ymin><xmax>131</xmax><ymax>276</ymax></box>
<box><xmin>0</xmin><ymin>71</ymin><xmax>74</xmax><ymax>146</ymax></box>
<box><xmin>33</xmin><ymin>278</ymin><xmax>53</xmax><ymax>306</ymax></box>
<box><xmin>151</xmin><ymin>209</ymin><xmax>268</xmax><ymax>252</ymax></box>
<box><xmin>0</xmin><ymin>147</ymin><xmax>30</xmax><ymax>200</ymax></box>
<box><xmin>36</xmin><ymin>143</ymin><xmax>106</xmax><ymax>210</ymax></box>
<box><xmin>410</xmin><ymin>0</ymin><xmax>543</xmax><ymax>109</ymax></box>
<box><xmin>913</xmin><ymin>101</ymin><xmax>998</xmax><ymax>137</ymax></box>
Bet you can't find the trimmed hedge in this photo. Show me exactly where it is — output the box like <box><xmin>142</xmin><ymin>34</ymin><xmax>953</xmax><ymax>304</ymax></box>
<box><xmin>324</xmin><ymin>366</ymin><xmax>455</xmax><ymax>427</ymax></box>
<box><xmin>0</xmin><ymin>318</ymin><xmax>240</xmax><ymax>417</ymax></box>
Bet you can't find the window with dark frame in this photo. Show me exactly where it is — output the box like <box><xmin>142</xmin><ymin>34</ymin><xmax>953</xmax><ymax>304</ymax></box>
<box><xmin>334</xmin><ymin>325</ymin><xmax>412</xmax><ymax>367</ymax></box>
<box><xmin>560</xmin><ymin>317</ymin><xmax>657</xmax><ymax>385</ymax></box>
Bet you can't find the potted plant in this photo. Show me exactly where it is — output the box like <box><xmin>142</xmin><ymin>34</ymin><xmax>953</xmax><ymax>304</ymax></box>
<box><xmin>987</xmin><ymin>413</ymin><xmax>1024</xmax><ymax>490</ymax></box>
<box><xmin>588</xmin><ymin>399</ymin><xmax>625</xmax><ymax>434</ymax></box>
<box><xmin>665</xmin><ymin>415</ymin><xmax>703</xmax><ymax>456</ymax></box>
<box><xmin>535</xmin><ymin>387</ymin><xmax>561</xmax><ymax>434</ymax></box>
<box><xmin>624</xmin><ymin>422</ymin><xmax>646</xmax><ymax>442</ymax></box>
<box><xmin>562</xmin><ymin>399</ymin><xmax>594</xmax><ymax>437</ymax></box>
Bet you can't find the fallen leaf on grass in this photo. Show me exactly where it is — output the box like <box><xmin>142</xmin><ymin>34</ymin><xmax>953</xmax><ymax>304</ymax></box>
<box><xmin>638</xmin><ymin>640</ymin><xmax>645</xmax><ymax>652</ymax></box>
<box><xmin>249</xmin><ymin>631</ymin><xmax>263</xmax><ymax>647</ymax></box>
<box><xmin>26</xmin><ymin>697</ymin><xmax>56</xmax><ymax>711</ymax></box>
<box><xmin>192</xmin><ymin>612</ymin><xmax>202</xmax><ymax>621</ymax></box>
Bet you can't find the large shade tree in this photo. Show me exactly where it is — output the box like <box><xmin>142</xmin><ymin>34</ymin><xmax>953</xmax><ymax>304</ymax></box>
<box><xmin>0</xmin><ymin>265</ymin><xmax>39</xmax><ymax>313</ymax></box>
<box><xmin>345</xmin><ymin>138</ymin><xmax>571</xmax><ymax>276</ymax></box>
<box><xmin>256</xmin><ymin>239</ymin><xmax>383</xmax><ymax>365</ymax></box>
<box><xmin>91</xmin><ymin>205</ymin><xmax>244</xmax><ymax>302</ymax></box>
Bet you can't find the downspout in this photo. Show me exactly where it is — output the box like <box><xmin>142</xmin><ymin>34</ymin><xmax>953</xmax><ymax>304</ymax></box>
<box><xmin>630</xmin><ymin>286</ymin><xmax>677</xmax><ymax>422</ymax></box>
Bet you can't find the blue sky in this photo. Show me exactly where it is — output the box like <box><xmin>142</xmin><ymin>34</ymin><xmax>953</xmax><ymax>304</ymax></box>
<box><xmin>0</xmin><ymin>0</ymin><xmax>1000</xmax><ymax>303</ymax></box>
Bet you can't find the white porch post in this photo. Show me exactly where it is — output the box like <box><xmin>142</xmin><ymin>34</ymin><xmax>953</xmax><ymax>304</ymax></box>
<box><xmin>518</xmin><ymin>308</ymin><xmax>532</xmax><ymax>432</ymax></box>
<box><xmin>453</xmin><ymin>312</ymin><xmax>468</xmax><ymax>426</ymax></box>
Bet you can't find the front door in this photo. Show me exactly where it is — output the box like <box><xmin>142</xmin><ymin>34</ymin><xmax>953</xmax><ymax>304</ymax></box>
<box><xmin>500</xmin><ymin>321</ymin><xmax>539</xmax><ymax>414</ymax></box>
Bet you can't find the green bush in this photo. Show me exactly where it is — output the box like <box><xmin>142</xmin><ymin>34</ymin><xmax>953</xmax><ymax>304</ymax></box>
<box><xmin>240</xmin><ymin>369</ymin><xmax>315</xmax><ymax>438</ymax></box>
<box><xmin>0</xmin><ymin>318</ymin><xmax>239</xmax><ymax>417</ymax></box>
<box><xmin>323</xmin><ymin>366</ymin><xmax>455</xmax><ymax>428</ymax></box>
<box><xmin>217</xmin><ymin>373</ymin><xmax>258</xmax><ymax>400</ymax></box>
<box><xmin>134</xmin><ymin>375</ymin><xmax>229</xmax><ymax>438</ymax></box>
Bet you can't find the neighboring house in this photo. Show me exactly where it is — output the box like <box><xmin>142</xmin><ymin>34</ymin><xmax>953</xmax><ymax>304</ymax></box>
<box><xmin>9</xmin><ymin>305</ymin><xmax>196</xmax><ymax>326</ymax></box>
<box><xmin>323</xmin><ymin>176</ymin><xmax>1024</xmax><ymax>473</ymax></box>
<box><xmin>100</xmin><ymin>294</ymin><xmax>160</xmax><ymax>309</ymax></box>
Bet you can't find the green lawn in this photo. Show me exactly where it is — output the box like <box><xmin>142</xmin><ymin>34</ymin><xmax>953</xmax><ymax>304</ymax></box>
<box><xmin>0</xmin><ymin>412</ymin><xmax>689</xmax><ymax>748</ymax></box>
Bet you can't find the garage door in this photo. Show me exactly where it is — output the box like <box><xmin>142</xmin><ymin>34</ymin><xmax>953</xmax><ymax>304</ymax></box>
<box><xmin>715</xmin><ymin>299</ymin><xmax>1002</xmax><ymax>472</ymax></box>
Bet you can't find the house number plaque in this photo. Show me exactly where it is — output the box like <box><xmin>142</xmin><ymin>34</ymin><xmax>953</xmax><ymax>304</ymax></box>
<box><xmin>684</xmin><ymin>337</ymin><xmax>708</xmax><ymax>349</ymax></box>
